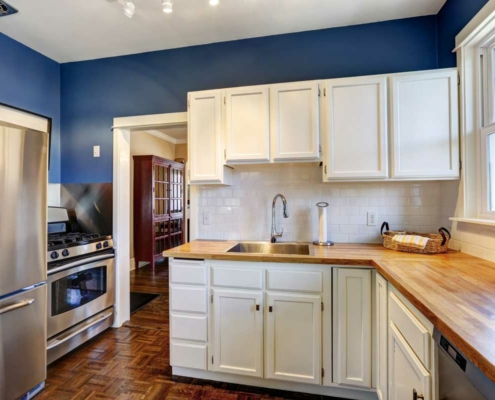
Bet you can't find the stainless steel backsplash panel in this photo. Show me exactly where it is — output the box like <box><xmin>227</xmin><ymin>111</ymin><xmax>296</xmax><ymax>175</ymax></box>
<box><xmin>60</xmin><ymin>183</ymin><xmax>113</xmax><ymax>235</ymax></box>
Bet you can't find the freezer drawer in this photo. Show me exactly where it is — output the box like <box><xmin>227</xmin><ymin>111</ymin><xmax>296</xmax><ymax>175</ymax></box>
<box><xmin>0</xmin><ymin>285</ymin><xmax>47</xmax><ymax>400</ymax></box>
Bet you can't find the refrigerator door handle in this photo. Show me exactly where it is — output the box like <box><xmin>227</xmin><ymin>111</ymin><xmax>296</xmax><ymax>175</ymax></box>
<box><xmin>47</xmin><ymin>310</ymin><xmax>114</xmax><ymax>350</ymax></box>
<box><xmin>0</xmin><ymin>298</ymin><xmax>35</xmax><ymax>315</ymax></box>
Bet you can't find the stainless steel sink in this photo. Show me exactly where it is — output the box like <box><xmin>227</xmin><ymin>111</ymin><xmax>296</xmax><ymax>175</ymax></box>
<box><xmin>226</xmin><ymin>242</ymin><xmax>313</xmax><ymax>256</ymax></box>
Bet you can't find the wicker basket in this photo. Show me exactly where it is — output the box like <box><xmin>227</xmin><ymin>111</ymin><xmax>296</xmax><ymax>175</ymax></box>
<box><xmin>380</xmin><ymin>222</ymin><xmax>451</xmax><ymax>254</ymax></box>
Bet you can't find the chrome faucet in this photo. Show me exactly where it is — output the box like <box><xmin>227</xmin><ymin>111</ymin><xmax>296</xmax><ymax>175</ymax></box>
<box><xmin>271</xmin><ymin>194</ymin><xmax>289</xmax><ymax>243</ymax></box>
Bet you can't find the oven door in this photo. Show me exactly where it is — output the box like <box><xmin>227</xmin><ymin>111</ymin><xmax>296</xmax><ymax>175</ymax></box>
<box><xmin>47</xmin><ymin>253</ymin><xmax>115</xmax><ymax>338</ymax></box>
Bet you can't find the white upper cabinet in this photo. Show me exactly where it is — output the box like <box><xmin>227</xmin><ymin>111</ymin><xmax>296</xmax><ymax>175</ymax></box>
<box><xmin>211</xmin><ymin>289</ymin><xmax>263</xmax><ymax>377</ymax></box>
<box><xmin>265</xmin><ymin>292</ymin><xmax>322</xmax><ymax>385</ymax></box>
<box><xmin>270</xmin><ymin>81</ymin><xmax>320</xmax><ymax>162</ymax></box>
<box><xmin>323</xmin><ymin>76</ymin><xmax>388</xmax><ymax>180</ymax></box>
<box><xmin>390</xmin><ymin>69</ymin><xmax>459</xmax><ymax>179</ymax></box>
<box><xmin>333</xmin><ymin>268</ymin><xmax>372</xmax><ymax>388</ymax></box>
<box><xmin>225</xmin><ymin>86</ymin><xmax>270</xmax><ymax>163</ymax></box>
<box><xmin>188</xmin><ymin>90</ymin><xmax>232</xmax><ymax>185</ymax></box>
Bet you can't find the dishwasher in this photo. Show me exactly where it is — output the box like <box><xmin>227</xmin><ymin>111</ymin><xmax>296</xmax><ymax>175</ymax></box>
<box><xmin>434</xmin><ymin>329</ymin><xmax>495</xmax><ymax>400</ymax></box>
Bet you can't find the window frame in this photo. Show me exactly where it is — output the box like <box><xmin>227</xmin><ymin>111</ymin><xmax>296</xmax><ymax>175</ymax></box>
<box><xmin>478</xmin><ymin>34</ymin><xmax>495</xmax><ymax>219</ymax></box>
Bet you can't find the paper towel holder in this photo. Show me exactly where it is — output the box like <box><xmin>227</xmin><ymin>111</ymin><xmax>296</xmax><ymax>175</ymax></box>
<box><xmin>313</xmin><ymin>202</ymin><xmax>334</xmax><ymax>247</ymax></box>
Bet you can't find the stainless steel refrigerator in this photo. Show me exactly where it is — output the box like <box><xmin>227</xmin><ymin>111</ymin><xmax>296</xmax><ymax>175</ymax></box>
<box><xmin>0</xmin><ymin>107</ymin><xmax>48</xmax><ymax>400</ymax></box>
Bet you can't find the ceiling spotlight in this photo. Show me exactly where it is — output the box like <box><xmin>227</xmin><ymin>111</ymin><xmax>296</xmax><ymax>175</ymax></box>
<box><xmin>209</xmin><ymin>0</ymin><xmax>219</xmax><ymax>6</ymax></box>
<box><xmin>123</xmin><ymin>0</ymin><xmax>135</xmax><ymax>18</ymax></box>
<box><xmin>162</xmin><ymin>0</ymin><xmax>173</xmax><ymax>13</ymax></box>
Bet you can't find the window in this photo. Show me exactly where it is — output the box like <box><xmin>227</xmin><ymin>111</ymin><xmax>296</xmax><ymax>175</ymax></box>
<box><xmin>479</xmin><ymin>39</ymin><xmax>495</xmax><ymax>218</ymax></box>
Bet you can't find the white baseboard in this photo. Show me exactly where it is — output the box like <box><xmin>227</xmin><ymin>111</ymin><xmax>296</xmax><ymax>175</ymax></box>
<box><xmin>130</xmin><ymin>258</ymin><xmax>136</xmax><ymax>271</ymax></box>
<box><xmin>172</xmin><ymin>367</ymin><xmax>377</xmax><ymax>400</ymax></box>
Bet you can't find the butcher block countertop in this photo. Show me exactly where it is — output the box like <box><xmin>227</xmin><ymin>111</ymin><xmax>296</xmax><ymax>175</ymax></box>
<box><xmin>164</xmin><ymin>241</ymin><xmax>495</xmax><ymax>384</ymax></box>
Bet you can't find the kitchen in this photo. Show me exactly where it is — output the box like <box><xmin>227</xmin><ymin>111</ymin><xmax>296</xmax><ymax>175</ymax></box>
<box><xmin>1</xmin><ymin>0</ymin><xmax>495</xmax><ymax>399</ymax></box>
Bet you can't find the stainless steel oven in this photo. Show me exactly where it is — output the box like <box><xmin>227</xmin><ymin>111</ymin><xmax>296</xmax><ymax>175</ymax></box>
<box><xmin>46</xmin><ymin>252</ymin><xmax>114</xmax><ymax>363</ymax></box>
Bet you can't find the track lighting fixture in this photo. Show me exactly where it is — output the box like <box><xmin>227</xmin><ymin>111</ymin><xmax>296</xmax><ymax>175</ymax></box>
<box><xmin>162</xmin><ymin>0</ymin><xmax>173</xmax><ymax>13</ymax></box>
<box><xmin>123</xmin><ymin>0</ymin><xmax>135</xmax><ymax>18</ymax></box>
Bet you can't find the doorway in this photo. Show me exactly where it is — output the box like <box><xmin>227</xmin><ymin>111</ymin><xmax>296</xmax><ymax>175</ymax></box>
<box><xmin>111</xmin><ymin>112</ymin><xmax>187</xmax><ymax>328</ymax></box>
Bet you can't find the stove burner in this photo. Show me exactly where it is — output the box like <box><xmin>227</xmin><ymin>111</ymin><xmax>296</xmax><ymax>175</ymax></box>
<box><xmin>48</xmin><ymin>233</ymin><xmax>104</xmax><ymax>247</ymax></box>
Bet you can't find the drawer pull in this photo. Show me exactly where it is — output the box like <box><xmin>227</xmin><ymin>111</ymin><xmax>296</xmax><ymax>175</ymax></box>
<box><xmin>413</xmin><ymin>389</ymin><xmax>425</xmax><ymax>400</ymax></box>
<box><xmin>269</xmin><ymin>306</ymin><xmax>273</xmax><ymax>312</ymax></box>
<box><xmin>256</xmin><ymin>304</ymin><xmax>260</xmax><ymax>311</ymax></box>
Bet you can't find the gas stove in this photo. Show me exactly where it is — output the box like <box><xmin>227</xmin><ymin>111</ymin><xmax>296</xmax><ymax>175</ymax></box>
<box><xmin>47</xmin><ymin>207</ymin><xmax>113</xmax><ymax>266</ymax></box>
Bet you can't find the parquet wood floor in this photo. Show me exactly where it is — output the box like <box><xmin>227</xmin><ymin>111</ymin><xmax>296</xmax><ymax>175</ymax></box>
<box><xmin>36</xmin><ymin>263</ymin><xmax>345</xmax><ymax>400</ymax></box>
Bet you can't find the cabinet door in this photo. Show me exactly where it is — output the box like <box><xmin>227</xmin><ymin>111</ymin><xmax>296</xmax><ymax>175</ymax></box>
<box><xmin>390</xmin><ymin>69</ymin><xmax>459</xmax><ymax>179</ymax></box>
<box><xmin>188</xmin><ymin>90</ymin><xmax>224</xmax><ymax>183</ymax></box>
<box><xmin>211</xmin><ymin>289</ymin><xmax>263</xmax><ymax>377</ymax></box>
<box><xmin>375</xmin><ymin>273</ymin><xmax>388</xmax><ymax>400</ymax></box>
<box><xmin>389</xmin><ymin>323</ymin><xmax>431</xmax><ymax>400</ymax></box>
<box><xmin>323</xmin><ymin>76</ymin><xmax>388</xmax><ymax>180</ymax></box>
<box><xmin>265</xmin><ymin>292</ymin><xmax>321</xmax><ymax>385</ymax></box>
<box><xmin>333</xmin><ymin>268</ymin><xmax>372</xmax><ymax>388</ymax></box>
<box><xmin>270</xmin><ymin>81</ymin><xmax>320</xmax><ymax>161</ymax></box>
<box><xmin>225</xmin><ymin>86</ymin><xmax>270</xmax><ymax>163</ymax></box>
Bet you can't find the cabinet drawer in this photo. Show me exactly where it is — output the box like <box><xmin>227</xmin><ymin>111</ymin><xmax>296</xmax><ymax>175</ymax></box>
<box><xmin>211</xmin><ymin>267</ymin><xmax>263</xmax><ymax>289</ymax></box>
<box><xmin>170</xmin><ymin>341</ymin><xmax>207</xmax><ymax>370</ymax></box>
<box><xmin>389</xmin><ymin>292</ymin><xmax>430</xmax><ymax>369</ymax></box>
<box><xmin>171</xmin><ymin>286</ymin><xmax>207</xmax><ymax>313</ymax></box>
<box><xmin>266</xmin><ymin>270</ymin><xmax>322</xmax><ymax>292</ymax></box>
<box><xmin>170</xmin><ymin>260</ymin><xmax>206</xmax><ymax>285</ymax></box>
<box><xmin>171</xmin><ymin>314</ymin><xmax>208</xmax><ymax>342</ymax></box>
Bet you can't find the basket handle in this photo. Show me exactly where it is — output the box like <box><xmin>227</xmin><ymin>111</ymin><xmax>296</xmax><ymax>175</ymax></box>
<box><xmin>381</xmin><ymin>222</ymin><xmax>390</xmax><ymax>235</ymax></box>
<box><xmin>438</xmin><ymin>227</ymin><xmax>451</xmax><ymax>246</ymax></box>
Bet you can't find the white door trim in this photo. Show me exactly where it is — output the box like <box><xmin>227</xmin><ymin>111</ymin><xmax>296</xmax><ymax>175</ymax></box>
<box><xmin>112</xmin><ymin>112</ymin><xmax>187</xmax><ymax>327</ymax></box>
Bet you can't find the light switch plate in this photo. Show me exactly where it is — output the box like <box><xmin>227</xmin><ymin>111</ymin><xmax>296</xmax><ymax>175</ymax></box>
<box><xmin>367</xmin><ymin>211</ymin><xmax>377</xmax><ymax>226</ymax></box>
<box><xmin>203</xmin><ymin>212</ymin><xmax>211</xmax><ymax>225</ymax></box>
<box><xmin>93</xmin><ymin>145</ymin><xmax>100</xmax><ymax>158</ymax></box>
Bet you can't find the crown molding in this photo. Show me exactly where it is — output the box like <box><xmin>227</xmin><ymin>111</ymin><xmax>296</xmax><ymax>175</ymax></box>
<box><xmin>145</xmin><ymin>129</ymin><xmax>187</xmax><ymax>145</ymax></box>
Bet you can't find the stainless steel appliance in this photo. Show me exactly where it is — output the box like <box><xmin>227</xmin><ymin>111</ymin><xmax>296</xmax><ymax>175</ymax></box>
<box><xmin>0</xmin><ymin>111</ymin><xmax>48</xmax><ymax>400</ymax></box>
<box><xmin>46</xmin><ymin>207</ymin><xmax>115</xmax><ymax>364</ymax></box>
<box><xmin>433</xmin><ymin>329</ymin><xmax>495</xmax><ymax>400</ymax></box>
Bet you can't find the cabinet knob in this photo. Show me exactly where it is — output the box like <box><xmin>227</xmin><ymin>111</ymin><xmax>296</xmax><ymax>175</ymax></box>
<box><xmin>269</xmin><ymin>306</ymin><xmax>273</xmax><ymax>312</ymax></box>
<box><xmin>256</xmin><ymin>304</ymin><xmax>260</xmax><ymax>311</ymax></box>
<box><xmin>413</xmin><ymin>389</ymin><xmax>425</xmax><ymax>400</ymax></box>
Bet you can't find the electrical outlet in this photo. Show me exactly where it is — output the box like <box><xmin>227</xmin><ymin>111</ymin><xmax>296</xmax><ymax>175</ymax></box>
<box><xmin>203</xmin><ymin>212</ymin><xmax>211</xmax><ymax>225</ymax></box>
<box><xmin>367</xmin><ymin>211</ymin><xmax>377</xmax><ymax>226</ymax></box>
<box><xmin>93</xmin><ymin>145</ymin><xmax>100</xmax><ymax>158</ymax></box>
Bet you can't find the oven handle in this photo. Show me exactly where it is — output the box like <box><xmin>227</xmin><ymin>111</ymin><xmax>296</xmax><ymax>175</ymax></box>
<box><xmin>48</xmin><ymin>253</ymin><xmax>115</xmax><ymax>276</ymax></box>
<box><xmin>47</xmin><ymin>310</ymin><xmax>113</xmax><ymax>350</ymax></box>
<box><xmin>0</xmin><ymin>299</ymin><xmax>35</xmax><ymax>315</ymax></box>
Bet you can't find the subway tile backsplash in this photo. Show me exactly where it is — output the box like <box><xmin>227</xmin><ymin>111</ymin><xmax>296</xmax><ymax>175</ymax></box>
<box><xmin>196</xmin><ymin>163</ymin><xmax>458</xmax><ymax>243</ymax></box>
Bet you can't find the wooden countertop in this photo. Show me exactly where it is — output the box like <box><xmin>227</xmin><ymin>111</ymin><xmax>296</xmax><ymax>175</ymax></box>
<box><xmin>163</xmin><ymin>241</ymin><xmax>495</xmax><ymax>384</ymax></box>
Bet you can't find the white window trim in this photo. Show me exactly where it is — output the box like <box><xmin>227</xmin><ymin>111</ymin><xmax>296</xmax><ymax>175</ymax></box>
<box><xmin>452</xmin><ymin>0</ymin><xmax>495</xmax><ymax>226</ymax></box>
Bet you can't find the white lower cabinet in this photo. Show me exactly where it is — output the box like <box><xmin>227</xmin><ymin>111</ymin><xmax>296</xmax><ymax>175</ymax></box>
<box><xmin>333</xmin><ymin>268</ymin><xmax>372</xmax><ymax>388</ymax></box>
<box><xmin>265</xmin><ymin>292</ymin><xmax>322</xmax><ymax>385</ymax></box>
<box><xmin>375</xmin><ymin>272</ymin><xmax>388</xmax><ymax>400</ymax></box>
<box><xmin>389</xmin><ymin>323</ymin><xmax>431</xmax><ymax>400</ymax></box>
<box><xmin>169</xmin><ymin>259</ymin><xmax>438</xmax><ymax>400</ymax></box>
<box><xmin>211</xmin><ymin>289</ymin><xmax>263</xmax><ymax>377</ymax></box>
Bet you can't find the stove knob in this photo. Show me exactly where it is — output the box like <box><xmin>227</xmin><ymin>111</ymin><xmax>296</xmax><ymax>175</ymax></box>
<box><xmin>62</xmin><ymin>249</ymin><xmax>70</xmax><ymax>257</ymax></box>
<box><xmin>96</xmin><ymin>243</ymin><xmax>103</xmax><ymax>250</ymax></box>
<box><xmin>50</xmin><ymin>251</ymin><xmax>59</xmax><ymax>260</ymax></box>
<box><xmin>103</xmin><ymin>241</ymin><xmax>109</xmax><ymax>248</ymax></box>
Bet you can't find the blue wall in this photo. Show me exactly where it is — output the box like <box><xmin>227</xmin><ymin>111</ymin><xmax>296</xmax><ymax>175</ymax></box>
<box><xmin>437</xmin><ymin>0</ymin><xmax>489</xmax><ymax>68</ymax></box>
<box><xmin>0</xmin><ymin>33</ymin><xmax>61</xmax><ymax>183</ymax></box>
<box><xmin>60</xmin><ymin>16</ymin><xmax>438</xmax><ymax>183</ymax></box>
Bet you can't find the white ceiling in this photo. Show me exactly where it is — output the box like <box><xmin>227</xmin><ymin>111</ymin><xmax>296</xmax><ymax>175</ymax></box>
<box><xmin>0</xmin><ymin>0</ymin><xmax>446</xmax><ymax>63</ymax></box>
